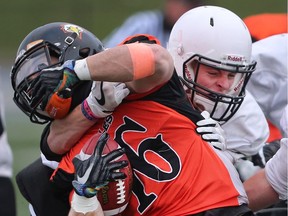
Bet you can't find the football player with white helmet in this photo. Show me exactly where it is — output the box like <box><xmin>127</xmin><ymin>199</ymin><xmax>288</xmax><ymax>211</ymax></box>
<box><xmin>168</xmin><ymin>5</ymin><xmax>256</xmax><ymax>123</ymax></box>
<box><xmin>167</xmin><ymin>6</ymin><xmax>269</xmax><ymax>173</ymax></box>
<box><xmin>105</xmin><ymin>1</ymin><xmax>269</xmax><ymax>173</ymax></box>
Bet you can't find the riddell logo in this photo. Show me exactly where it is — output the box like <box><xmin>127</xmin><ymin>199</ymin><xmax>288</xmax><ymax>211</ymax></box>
<box><xmin>233</xmin><ymin>77</ymin><xmax>244</xmax><ymax>92</ymax></box>
<box><xmin>184</xmin><ymin>66</ymin><xmax>192</xmax><ymax>80</ymax></box>
<box><xmin>227</xmin><ymin>55</ymin><xmax>243</xmax><ymax>62</ymax></box>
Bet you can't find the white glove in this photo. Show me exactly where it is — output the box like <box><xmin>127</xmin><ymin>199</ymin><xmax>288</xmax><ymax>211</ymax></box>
<box><xmin>196</xmin><ymin>111</ymin><xmax>227</xmax><ymax>151</ymax></box>
<box><xmin>82</xmin><ymin>81</ymin><xmax>130</xmax><ymax>120</ymax></box>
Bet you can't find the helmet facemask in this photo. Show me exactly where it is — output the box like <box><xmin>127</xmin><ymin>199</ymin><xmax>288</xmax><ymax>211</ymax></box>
<box><xmin>11</xmin><ymin>41</ymin><xmax>66</xmax><ymax>124</ymax></box>
<box><xmin>181</xmin><ymin>54</ymin><xmax>256</xmax><ymax>124</ymax></box>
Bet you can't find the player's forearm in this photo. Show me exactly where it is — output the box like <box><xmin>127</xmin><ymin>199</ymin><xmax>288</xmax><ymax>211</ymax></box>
<box><xmin>48</xmin><ymin>105</ymin><xmax>96</xmax><ymax>154</ymax></box>
<box><xmin>79</xmin><ymin>43</ymin><xmax>174</xmax><ymax>93</ymax></box>
<box><xmin>243</xmin><ymin>169</ymin><xmax>279</xmax><ymax>211</ymax></box>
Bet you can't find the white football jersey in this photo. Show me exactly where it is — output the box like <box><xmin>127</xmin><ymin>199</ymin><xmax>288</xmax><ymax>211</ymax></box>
<box><xmin>222</xmin><ymin>90</ymin><xmax>269</xmax><ymax>162</ymax></box>
<box><xmin>265</xmin><ymin>105</ymin><xmax>288</xmax><ymax>200</ymax></box>
<box><xmin>265</xmin><ymin>138</ymin><xmax>288</xmax><ymax>200</ymax></box>
<box><xmin>247</xmin><ymin>33</ymin><xmax>288</xmax><ymax>136</ymax></box>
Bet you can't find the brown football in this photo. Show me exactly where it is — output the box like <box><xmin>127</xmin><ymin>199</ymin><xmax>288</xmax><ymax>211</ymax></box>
<box><xmin>81</xmin><ymin>132</ymin><xmax>133</xmax><ymax>215</ymax></box>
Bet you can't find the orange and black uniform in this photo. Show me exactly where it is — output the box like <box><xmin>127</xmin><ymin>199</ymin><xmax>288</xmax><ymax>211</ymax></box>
<box><xmin>51</xmin><ymin>72</ymin><xmax>251</xmax><ymax>215</ymax></box>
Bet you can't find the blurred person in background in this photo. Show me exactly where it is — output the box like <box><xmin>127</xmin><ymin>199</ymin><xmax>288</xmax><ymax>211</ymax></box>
<box><xmin>0</xmin><ymin>76</ymin><xmax>16</xmax><ymax>216</ymax></box>
<box><xmin>103</xmin><ymin>0</ymin><xmax>206</xmax><ymax>48</ymax></box>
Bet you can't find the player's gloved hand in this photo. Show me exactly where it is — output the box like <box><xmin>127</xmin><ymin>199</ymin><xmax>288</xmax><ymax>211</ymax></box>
<box><xmin>72</xmin><ymin>132</ymin><xmax>128</xmax><ymax>198</ymax></box>
<box><xmin>29</xmin><ymin>60</ymin><xmax>80</xmax><ymax>118</ymax></box>
<box><xmin>81</xmin><ymin>81</ymin><xmax>130</xmax><ymax>120</ymax></box>
<box><xmin>196</xmin><ymin>111</ymin><xmax>227</xmax><ymax>151</ymax></box>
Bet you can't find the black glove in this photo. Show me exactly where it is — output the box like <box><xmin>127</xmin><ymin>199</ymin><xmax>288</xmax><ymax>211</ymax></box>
<box><xmin>72</xmin><ymin>132</ymin><xmax>128</xmax><ymax>198</ymax></box>
<box><xmin>251</xmin><ymin>153</ymin><xmax>265</xmax><ymax>168</ymax></box>
<box><xmin>29</xmin><ymin>60</ymin><xmax>80</xmax><ymax>111</ymax></box>
<box><xmin>263</xmin><ymin>139</ymin><xmax>281</xmax><ymax>163</ymax></box>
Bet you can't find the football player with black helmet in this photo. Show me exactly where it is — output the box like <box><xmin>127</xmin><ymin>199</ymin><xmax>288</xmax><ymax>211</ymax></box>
<box><xmin>11</xmin><ymin>22</ymin><xmax>129</xmax><ymax>216</ymax></box>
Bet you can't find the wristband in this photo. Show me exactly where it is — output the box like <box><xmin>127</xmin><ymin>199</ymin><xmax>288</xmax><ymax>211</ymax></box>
<box><xmin>74</xmin><ymin>59</ymin><xmax>92</xmax><ymax>80</ymax></box>
<box><xmin>71</xmin><ymin>193</ymin><xmax>99</xmax><ymax>214</ymax></box>
<box><xmin>81</xmin><ymin>100</ymin><xmax>98</xmax><ymax>121</ymax></box>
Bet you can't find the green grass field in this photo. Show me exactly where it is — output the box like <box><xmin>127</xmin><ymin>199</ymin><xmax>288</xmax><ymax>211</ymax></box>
<box><xmin>6</xmin><ymin>110</ymin><xmax>45</xmax><ymax>216</ymax></box>
<box><xmin>2</xmin><ymin>0</ymin><xmax>286</xmax><ymax>215</ymax></box>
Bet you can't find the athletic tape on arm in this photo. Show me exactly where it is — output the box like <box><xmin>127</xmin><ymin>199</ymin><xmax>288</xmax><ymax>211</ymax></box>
<box><xmin>74</xmin><ymin>59</ymin><xmax>92</xmax><ymax>80</ymax></box>
<box><xmin>126</xmin><ymin>43</ymin><xmax>155</xmax><ymax>80</ymax></box>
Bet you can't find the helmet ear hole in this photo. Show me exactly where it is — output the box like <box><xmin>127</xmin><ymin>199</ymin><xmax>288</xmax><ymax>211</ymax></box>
<box><xmin>79</xmin><ymin>48</ymin><xmax>91</xmax><ymax>58</ymax></box>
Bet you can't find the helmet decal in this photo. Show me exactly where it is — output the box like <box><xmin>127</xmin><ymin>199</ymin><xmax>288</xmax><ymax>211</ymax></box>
<box><xmin>61</xmin><ymin>24</ymin><xmax>83</xmax><ymax>39</ymax></box>
<box><xmin>233</xmin><ymin>76</ymin><xmax>245</xmax><ymax>93</ymax></box>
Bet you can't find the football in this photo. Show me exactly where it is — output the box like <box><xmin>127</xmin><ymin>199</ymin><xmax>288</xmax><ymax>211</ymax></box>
<box><xmin>81</xmin><ymin>132</ymin><xmax>133</xmax><ymax>215</ymax></box>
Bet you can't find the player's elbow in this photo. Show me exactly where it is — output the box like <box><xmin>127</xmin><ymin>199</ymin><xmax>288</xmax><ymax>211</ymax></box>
<box><xmin>153</xmin><ymin>45</ymin><xmax>174</xmax><ymax>82</ymax></box>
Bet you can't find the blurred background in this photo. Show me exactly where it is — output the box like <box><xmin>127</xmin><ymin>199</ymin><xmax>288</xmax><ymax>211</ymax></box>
<box><xmin>0</xmin><ymin>0</ymin><xmax>286</xmax><ymax>215</ymax></box>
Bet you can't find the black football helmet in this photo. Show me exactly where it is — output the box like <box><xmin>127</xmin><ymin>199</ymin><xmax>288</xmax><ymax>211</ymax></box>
<box><xmin>11</xmin><ymin>22</ymin><xmax>105</xmax><ymax>124</ymax></box>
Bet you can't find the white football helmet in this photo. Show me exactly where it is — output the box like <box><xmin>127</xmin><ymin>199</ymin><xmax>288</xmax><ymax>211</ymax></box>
<box><xmin>168</xmin><ymin>6</ymin><xmax>256</xmax><ymax>123</ymax></box>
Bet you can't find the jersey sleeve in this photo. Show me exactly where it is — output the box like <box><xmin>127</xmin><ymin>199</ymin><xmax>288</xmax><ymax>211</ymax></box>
<box><xmin>265</xmin><ymin>138</ymin><xmax>288</xmax><ymax>200</ymax></box>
